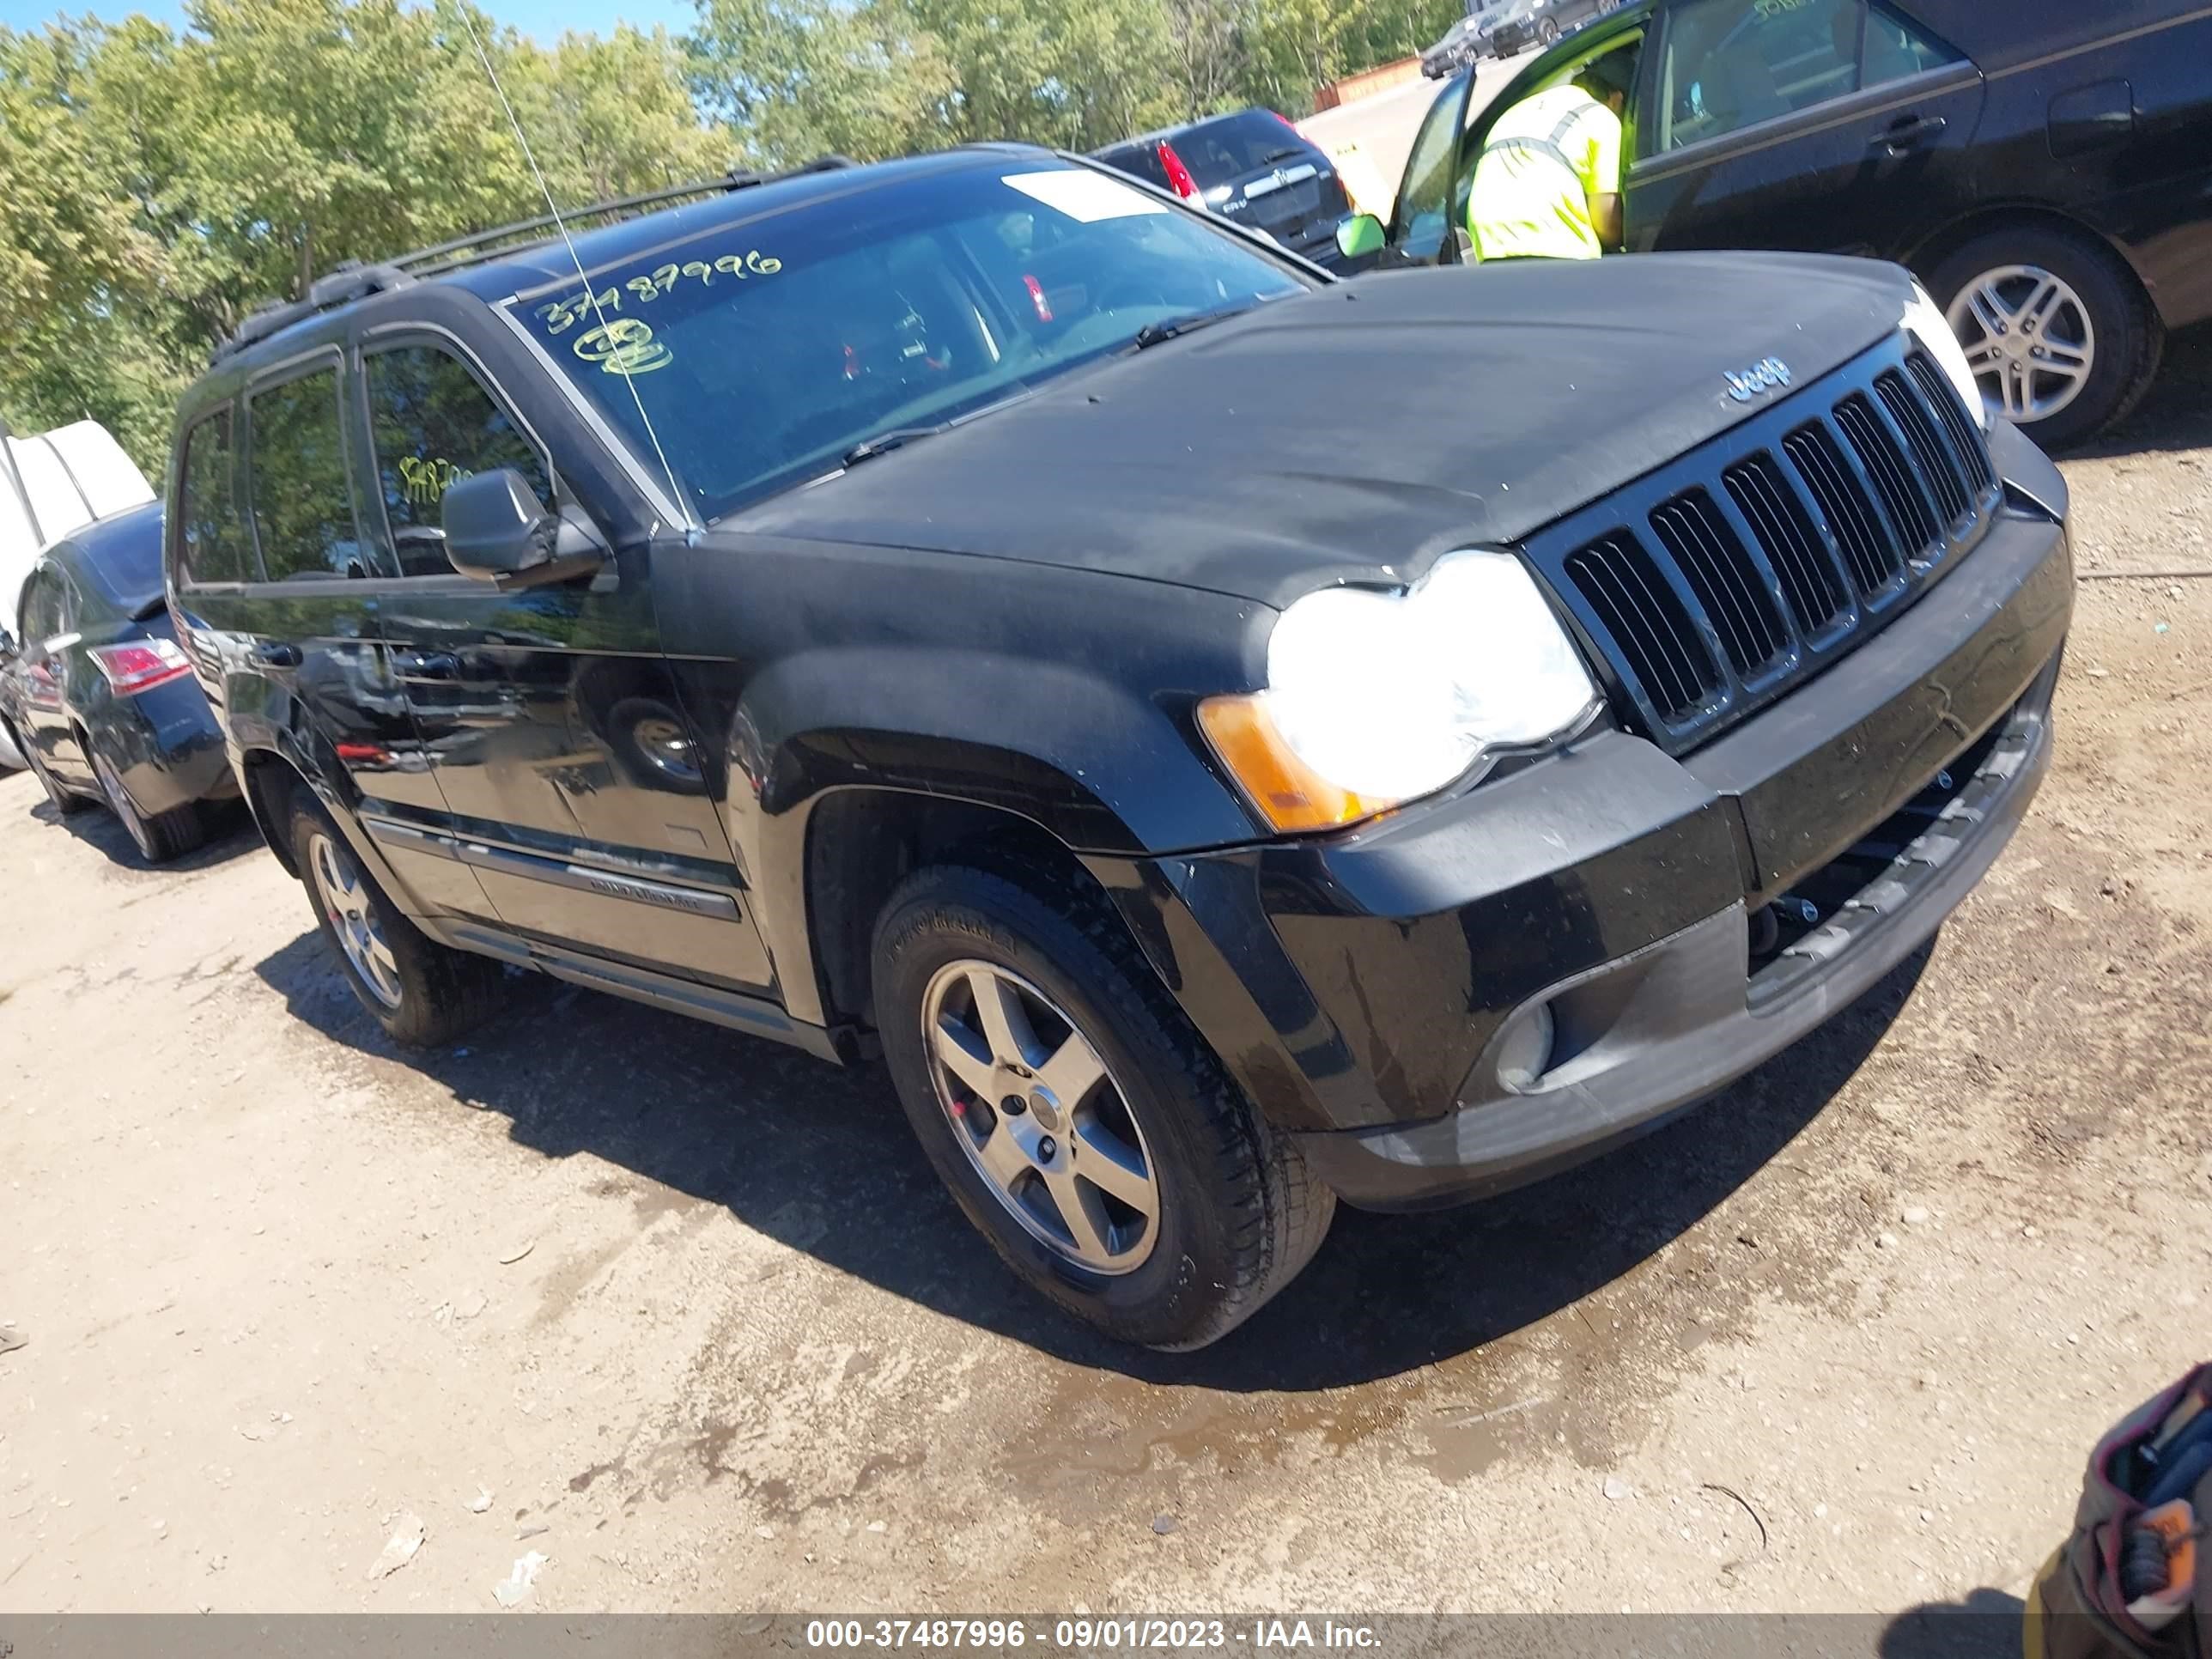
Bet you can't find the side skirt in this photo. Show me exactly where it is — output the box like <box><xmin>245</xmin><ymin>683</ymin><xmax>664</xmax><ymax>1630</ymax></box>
<box><xmin>442</xmin><ymin>920</ymin><xmax>851</xmax><ymax>1065</ymax></box>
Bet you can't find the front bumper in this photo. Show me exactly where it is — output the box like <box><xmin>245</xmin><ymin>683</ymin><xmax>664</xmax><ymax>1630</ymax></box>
<box><xmin>1094</xmin><ymin>480</ymin><xmax>2073</xmax><ymax>1209</ymax></box>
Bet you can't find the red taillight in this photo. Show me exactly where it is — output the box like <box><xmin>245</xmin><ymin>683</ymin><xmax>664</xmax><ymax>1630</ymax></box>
<box><xmin>1020</xmin><ymin>274</ymin><xmax>1054</xmax><ymax>323</ymax></box>
<box><xmin>88</xmin><ymin>638</ymin><xmax>193</xmax><ymax>696</ymax></box>
<box><xmin>1157</xmin><ymin>141</ymin><xmax>1200</xmax><ymax>200</ymax></box>
<box><xmin>1273</xmin><ymin>111</ymin><xmax>1302</xmax><ymax>133</ymax></box>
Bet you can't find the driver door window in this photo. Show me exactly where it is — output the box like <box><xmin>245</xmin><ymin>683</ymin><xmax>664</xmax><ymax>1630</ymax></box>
<box><xmin>1393</xmin><ymin>74</ymin><xmax>1474</xmax><ymax>260</ymax></box>
<box><xmin>363</xmin><ymin>345</ymin><xmax>551</xmax><ymax>578</ymax></box>
<box><xmin>1654</xmin><ymin>0</ymin><xmax>1960</xmax><ymax>152</ymax></box>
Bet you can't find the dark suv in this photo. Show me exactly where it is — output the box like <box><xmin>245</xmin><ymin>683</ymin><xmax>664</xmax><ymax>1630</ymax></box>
<box><xmin>1350</xmin><ymin>0</ymin><xmax>2212</xmax><ymax>448</ymax></box>
<box><xmin>1093</xmin><ymin>111</ymin><xmax>1356</xmax><ymax>270</ymax></box>
<box><xmin>165</xmin><ymin>146</ymin><xmax>2072</xmax><ymax>1350</ymax></box>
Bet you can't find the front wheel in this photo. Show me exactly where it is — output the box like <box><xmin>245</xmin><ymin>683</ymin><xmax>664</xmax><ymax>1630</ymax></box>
<box><xmin>873</xmin><ymin>861</ymin><xmax>1334</xmax><ymax>1350</ymax></box>
<box><xmin>290</xmin><ymin>792</ymin><xmax>504</xmax><ymax>1045</ymax></box>
<box><xmin>1929</xmin><ymin>224</ymin><xmax>2161</xmax><ymax>450</ymax></box>
<box><xmin>1536</xmin><ymin>17</ymin><xmax>1559</xmax><ymax>42</ymax></box>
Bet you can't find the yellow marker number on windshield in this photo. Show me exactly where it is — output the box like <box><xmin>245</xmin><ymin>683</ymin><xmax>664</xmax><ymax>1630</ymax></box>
<box><xmin>536</xmin><ymin>249</ymin><xmax>786</xmax><ymax>336</ymax></box>
<box><xmin>573</xmin><ymin>318</ymin><xmax>674</xmax><ymax>375</ymax></box>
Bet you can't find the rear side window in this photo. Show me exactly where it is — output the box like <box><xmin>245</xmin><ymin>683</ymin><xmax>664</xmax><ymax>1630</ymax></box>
<box><xmin>175</xmin><ymin>409</ymin><xmax>256</xmax><ymax>586</ymax></box>
<box><xmin>1177</xmin><ymin>112</ymin><xmax>1310</xmax><ymax>184</ymax></box>
<box><xmin>363</xmin><ymin>346</ymin><xmax>552</xmax><ymax>577</ymax></box>
<box><xmin>18</xmin><ymin>570</ymin><xmax>60</xmax><ymax>644</ymax></box>
<box><xmin>1654</xmin><ymin>0</ymin><xmax>1962</xmax><ymax>151</ymax></box>
<box><xmin>246</xmin><ymin>366</ymin><xmax>376</xmax><ymax>581</ymax></box>
<box><xmin>1096</xmin><ymin>142</ymin><xmax>1172</xmax><ymax>190</ymax></box>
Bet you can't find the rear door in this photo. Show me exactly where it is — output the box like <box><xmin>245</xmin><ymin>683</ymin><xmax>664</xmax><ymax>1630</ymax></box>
<box><xmin>11</xmin><ymin>565</ymin><xmax>86</xmax><ymax>786</ymax></box>
<box><xmin>1182</xmin><ymin>112</ymin><xmax>1352</xmax><ymax>264</ymax></box>
<box><xmin>1626</xmin><ymin>0</ymin><xmax>1985</xmax><ymax>258</ymax></box>
<box><xmin>357</xmin><ymin>331</ymin><xmax>771</xmax><ymax>988</ymax></box>
<box><xmin>231</xmin><ymin>356</ymin><xmax>452</xmax><ymax>902</ymax></box>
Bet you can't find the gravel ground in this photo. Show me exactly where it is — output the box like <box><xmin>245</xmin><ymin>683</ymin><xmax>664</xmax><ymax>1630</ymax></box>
<box><xmin>3</xmin><ymin>332</ymin><xmax>2209</xmax><ymax>1635</ymax></box>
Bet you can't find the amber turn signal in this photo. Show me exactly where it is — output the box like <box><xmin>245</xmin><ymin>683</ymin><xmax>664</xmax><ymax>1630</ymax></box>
<box><xmin>1196</xmin><ymin>693</ymin><xmax>1397</xmax><ymax>833</ymax></box>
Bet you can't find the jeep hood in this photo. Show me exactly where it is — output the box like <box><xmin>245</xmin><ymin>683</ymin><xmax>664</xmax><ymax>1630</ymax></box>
<box><xmin>725</xmin><ymin>252</ymin><xmax>1917</xmax><ymax>609</ymax></box>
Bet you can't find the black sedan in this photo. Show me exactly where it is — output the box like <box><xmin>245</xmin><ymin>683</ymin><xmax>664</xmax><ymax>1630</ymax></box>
<box><xmin>0</xmin><ymin>501</ymin><xmax>235</xmax><ymax>861</ymax></box>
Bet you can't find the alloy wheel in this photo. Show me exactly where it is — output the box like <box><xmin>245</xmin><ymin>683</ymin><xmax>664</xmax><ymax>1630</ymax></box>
<box><xmin>921</xmin><ymin>959</ymin><xmax>1161</xmax><ymax>1275</ymax></box>
<box><xmin>308</xmin><ymin>830</ymin><xmax>404</xmax><ymax>1010</ymax></box>
<box><xmin>93</xmin><ymin>751</ymin><xmax>158</xmax><ymax>860</ymax></box>
<box><xmin>1946</xmin><ymin>264</ymin><xmax>2095</xmax><ymax>425</ymax></box>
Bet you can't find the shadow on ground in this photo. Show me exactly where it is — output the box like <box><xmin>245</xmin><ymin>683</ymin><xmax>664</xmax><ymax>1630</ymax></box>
<box><xmin>21</xmin><ymin>790</ymin><xmax>259</xmax><ymax>872</ymax></box>
<box><xmin>1878</xmin><ymin>1588</ymin><xmax>2028</xmax><ymax>1658</ymax></box>
<box><xmin>2072</xmin><ymin>320</ymin><xmax>2212</xmax><ymax>461</ymax></box>
<box><xmin>258</xmin><ymin>915</ymin><xmax>1927</xmax><ymax>1386</ymax></box>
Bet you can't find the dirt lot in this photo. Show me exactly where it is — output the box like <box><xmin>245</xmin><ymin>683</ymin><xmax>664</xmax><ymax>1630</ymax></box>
<box><xmin>3</xmin><ymin>337</ymin><xmax>2210</xmax><ymax>1632</ymax></box>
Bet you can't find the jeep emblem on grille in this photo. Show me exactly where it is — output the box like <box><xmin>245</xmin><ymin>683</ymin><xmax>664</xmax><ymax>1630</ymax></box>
<box><xmin>1726</xmin><ymin>357</ymin><xmax>1794</xmax><ymax>403</ymax></box>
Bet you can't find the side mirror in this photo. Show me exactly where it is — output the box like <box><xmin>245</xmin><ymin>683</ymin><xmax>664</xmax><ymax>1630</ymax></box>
<box><xmin>1335</xmin><ymin>212</ymin><xmax>1388</xmax><ymax>263</ymax></box>
<box><xmin>441</xmin><ymin>468</ymin><xmax>605</xmax><ymax>586</ymax></box>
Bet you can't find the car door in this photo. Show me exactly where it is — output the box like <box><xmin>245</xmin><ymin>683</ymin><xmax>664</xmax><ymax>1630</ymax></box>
<box><xmin>11</xmin><ymin>565</ymin><xmax>86</xmax><ymax>787</ymax></box>
<box><xmin>1625</xmin><ymin>0</ymin><xmax>1985</xmax><ymax>258</ymax></box>
<box><xmin>228</xmin><ymin>356</ymin><xmax>457</xmax><ymax>905</ymax></box>
<box><xmin>356</xmin><ymin>329</ymin><xmax>773</xmax><ymax>989</ymax></box>
<box><xmin>1382</xmin><ymin>70</ymin><xmax>1480</xmax><ymax>265</ymax></box>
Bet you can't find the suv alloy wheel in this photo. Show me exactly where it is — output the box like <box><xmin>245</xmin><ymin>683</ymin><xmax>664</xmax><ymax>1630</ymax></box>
<box><xmin>873</xmin><ymin>861</ymin><xmax>1334</xmax><ymax>1350</ymax></box>
<box><xmin>289</xmin><ymin>790</ymin><xmax>505</xmax><ymax>1045</ymax></box>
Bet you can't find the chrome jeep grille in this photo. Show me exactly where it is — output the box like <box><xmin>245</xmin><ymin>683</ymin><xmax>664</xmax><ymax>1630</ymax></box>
<box><xmin>1523</xmin><ymin>337</ymin><xmax>2003</xmax><ymax>755</ymax></box>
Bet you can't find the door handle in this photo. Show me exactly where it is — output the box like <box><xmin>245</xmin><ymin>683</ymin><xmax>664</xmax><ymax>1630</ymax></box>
<box><xmin>252</xmin><ymin>641</ymin><xmax>302</xmax><ymax>668</ymax></box>
<box><xmin>396</xmin><ymin>651</ymin><xmax>460</xmax><ymax>681</ymax></box>
<box><xmin>1872</xmin><ymin>113</ymin><xmax>1948</xmax><ymax>155</ymax></box>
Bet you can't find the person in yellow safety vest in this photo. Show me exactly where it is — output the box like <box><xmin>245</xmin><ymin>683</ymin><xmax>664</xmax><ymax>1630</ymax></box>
<box><xmin>1468</xmin><ymin>51</ymin><xmax>1638</xmax><ymax>263</ymax></box>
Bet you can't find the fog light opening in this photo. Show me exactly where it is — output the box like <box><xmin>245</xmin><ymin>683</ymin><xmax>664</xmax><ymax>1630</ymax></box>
<box><xmin>1493</xmin><ymin>1001</ymin><xmax>1557</xmax><ymax>1093</ymax></box>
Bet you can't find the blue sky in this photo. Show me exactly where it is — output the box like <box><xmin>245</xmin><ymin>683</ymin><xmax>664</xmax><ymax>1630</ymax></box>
<box><xmin>0</xmin><ymin>0</ymin><xmax>696</xmax><ymax>37</ymax></box>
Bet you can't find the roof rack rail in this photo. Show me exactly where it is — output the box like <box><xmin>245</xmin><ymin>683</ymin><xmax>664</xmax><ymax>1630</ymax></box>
<box><xmin>210</xmin><ymin>155</ymin><xmax>860</xmax><ymax>366</ymax></box>
<box><xmin>210</xmin><ymin>262</ymin><xmax>416</xmax><ymax>366</ymax></box>
<box><xmin>395</xmin><ymin>154</ymin><xmax>860</xmax><ymax>279</ymax></box>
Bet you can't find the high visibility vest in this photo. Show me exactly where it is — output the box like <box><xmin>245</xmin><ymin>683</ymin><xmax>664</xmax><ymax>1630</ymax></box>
<box><xmin>1468</xmin><ymin>84</ymin><xmax>1623</xmax><ymax>262</ymax></box>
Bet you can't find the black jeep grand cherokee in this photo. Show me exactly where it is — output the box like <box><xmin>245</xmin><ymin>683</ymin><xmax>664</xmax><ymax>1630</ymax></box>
<box><xmin>164</xmin><ymin>146</ymin><xmax>2072</xmax><ymax>1350</ymax></box>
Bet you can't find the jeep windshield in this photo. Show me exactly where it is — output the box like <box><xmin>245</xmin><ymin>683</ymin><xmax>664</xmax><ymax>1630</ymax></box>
<box><xmin>508</xmin><ymin>161</ymin><xmax>1310</xmax><ymax>525</ymax></box>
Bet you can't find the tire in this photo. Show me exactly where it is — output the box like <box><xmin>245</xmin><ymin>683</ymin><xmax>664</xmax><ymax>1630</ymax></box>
<box><xmin>872</xmin><ymin>860</ymin><xmax>1334</xmax><ymax>1350</ymax></box>
<box><xmin>18</xmin><ymin>727</ymin><xmax>93</xmax><ymax>816</ymax></box>
<box><xmin>91</xmin><ymin>744</ymin><xmax>208</xmax><ymax>865</ymax></box>
<box><xmin>1929</xmin><ymin>223</ymin><xmax>2162</xmax><ymax>451</ymax></box>
<box><xmin>289</xmin><ymin>790</ymin><xmax>504</xmax><ymax>1046</ymax></box>
<box><xmin>1537</xmin><ymin>17</ymin><xmax>1559</xmax><ymax>42</ymax></box>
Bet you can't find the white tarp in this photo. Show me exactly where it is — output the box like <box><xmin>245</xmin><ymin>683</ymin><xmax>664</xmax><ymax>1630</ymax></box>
<box><xmin>1</xmin><ymin>420</ymin><xmax>156</xmax><ymax>636</ymax></box>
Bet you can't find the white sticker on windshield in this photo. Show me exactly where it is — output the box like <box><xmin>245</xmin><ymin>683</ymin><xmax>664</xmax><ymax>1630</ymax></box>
<box><xmin>1002</xmin><ymin>170</ymin><xmax>1168</xmax><ymax>223</ymax></box>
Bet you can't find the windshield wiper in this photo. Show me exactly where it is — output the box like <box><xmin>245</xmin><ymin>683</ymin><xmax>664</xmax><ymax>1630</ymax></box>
<box><xmin>1130</xmin><ymin>301</ymin><xmax>1264</xmax><ymax>350</ymax></box>
<box><xmin>842</xmin><ymin>423</ymin><xmax>956</xmax><ymax>467</ymax></box>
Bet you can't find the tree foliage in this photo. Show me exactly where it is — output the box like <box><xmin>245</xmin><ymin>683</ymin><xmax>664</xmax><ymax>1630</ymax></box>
<box><xmin>0</xmin><ymin>0</ymin><xmax>1456</xmax><ymax>471</ymax></box>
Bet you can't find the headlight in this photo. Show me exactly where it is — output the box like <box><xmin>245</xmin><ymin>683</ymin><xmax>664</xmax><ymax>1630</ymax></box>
<box><xmin>1905</xmin><ymin>281</ymin><xmax>1990</xmax><ymax>430</ymax></box>
<box><xmin>1198</xmin><ymin>550</ymin><xmax>1600</xmax><ymax>833</ymax></box>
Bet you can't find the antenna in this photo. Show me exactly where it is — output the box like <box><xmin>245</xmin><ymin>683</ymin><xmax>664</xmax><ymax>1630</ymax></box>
<box><xmin>450</xmin><ymin>1</ymin><xmax>695</xmax><ymax>533</ymax></box>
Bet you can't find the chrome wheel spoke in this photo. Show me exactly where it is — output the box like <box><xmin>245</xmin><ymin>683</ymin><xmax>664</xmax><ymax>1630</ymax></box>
<box><xmin>933</xmin><ymin>1013</ymin><xmax>1000</xmax><ymax>1102</ymax></box>
<box><xmin>1966</xmin><ymin>284</ymin><xmax>2011</xmax><ymax>338</ymax></box>
<box><xmin>1034</xmin><ymin>1027</ymin><xmax>1105</xmax><ymax>1111</ymax></box>
<box><xmin>1042</xmin><ymin>1167</ymin><xmax>1115</xmax><ymax>1265</ymax></box>
<box><xmin>976</xmin><ymin>1122</ymin><xmax>1032</xmax><ymax>1190</ymax></box>
<box><xmin>966</xmin><ymin>967</ymin><xmax>1037</xmax><ymax>1069</ymax></box>
<box><xmin>1072</xmin><ymin>1119</ymin><xmax>1155</xmax><ymax>1214</ymax></box>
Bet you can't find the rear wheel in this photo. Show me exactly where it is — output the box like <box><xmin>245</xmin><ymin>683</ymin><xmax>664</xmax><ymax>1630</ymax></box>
<box><xmin>19</xmin><ymin>729</ymin><xmax>92</xmax><ymax>817</ymax></box>
<box><xmin>92</xmin><ymin>745</ymin><xmax>208</xmax><ymax>864</ymax></box>
<box><xmin>1930</xmin><ymin>224</ymin><xmax>2161</xmax><ymax>449</ymax></box>
<box><xmin>873</xmin><ymin>860</ymin><xmax>1334</xmax><ymax>1350</ymax></box>
<box><xmin>1537</xmin><ymin>16</ymin><xmax>1559</xmax><ymax>42</ymax></box>
<box><xmin>289</xmin><ymin>792</ymin><xmax>504</xmax><ymax>1045</ymax></box>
